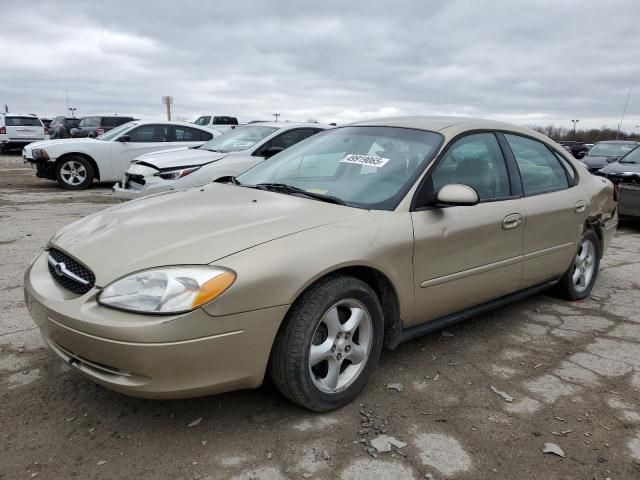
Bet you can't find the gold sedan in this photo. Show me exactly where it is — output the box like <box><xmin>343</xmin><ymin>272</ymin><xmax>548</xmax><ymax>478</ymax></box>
<box><xmin>24</xmin><ymin>117</ymin><xmax>618</xmax><ymax>411</ymax></box>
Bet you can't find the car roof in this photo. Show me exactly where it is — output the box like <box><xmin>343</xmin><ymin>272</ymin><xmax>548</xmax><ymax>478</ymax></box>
<box><xmin>240</xmin><ymin>122</ymin><xmax>332</xmax><ymax>129</ymax></box>
<box><xmin>349</xmin><ymin>116</ymin><xmax>553</xmax><ymax>142</ymax></box>
<box><xmin>595</xmin><ymin>140</ymin><xmax>638</xmax><ymax>144</ymax></box>
<box><xmin>0</xmin><ymin>113</ymin><xmax>39</xmax><ymax>117</ymax></box>
<box><xmin>123</xmin><ymin>120</ymin><xmax>213</xmax><ymax>131</ymax></box>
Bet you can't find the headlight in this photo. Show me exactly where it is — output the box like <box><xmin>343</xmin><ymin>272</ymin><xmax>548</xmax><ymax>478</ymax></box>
<box><xmin>32</xmin><ymin>148</ymin><xmax>49</xmax><ymax>160</ymax></box>
<box><xmin>155</xmin><ymin>166</ymin><xmax>200</xmax><ymax>180</ymax></box>
<box><xmin>98</xmin><ymin>266</ymin><xmax>235</xmax><ymax>314</ymax></box>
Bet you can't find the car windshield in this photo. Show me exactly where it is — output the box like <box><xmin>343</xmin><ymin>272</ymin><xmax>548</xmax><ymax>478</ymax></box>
<box><xmin>620</xmin><ymin>146</ymin><xmax>640</xmax><ymax>164</ymax></box>
<box><xmin>97</xmin><ymin>122</ymin><xmax>137</xmax><ymax>141</ymax></box>
<box><xmin>588</xmin><ymin>143</ymin><xmax>636</xmax><ymax>157</ymax></box>
<box><xmin>194</xmin><ymin>116</ymin><xmax>211</xmax><ymax>126</ymax></box>
<box><xmin>199</xmin><ymin>125</ymin><xmax>278</xmax><ymax>153</ymax></box>
<box><xmin>237</xmin><ymin>126</ymin><xmax>443</xmax><ymax>211</ymax></box>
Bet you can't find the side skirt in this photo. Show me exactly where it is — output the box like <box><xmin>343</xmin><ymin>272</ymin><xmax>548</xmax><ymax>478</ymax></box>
<box><xmin>390</xmin><ymin>279</ymin><xmax>559</xmax><ymax>348</ymax></box>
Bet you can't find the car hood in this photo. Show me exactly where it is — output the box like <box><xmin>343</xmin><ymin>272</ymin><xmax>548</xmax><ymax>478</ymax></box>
<box><xmin>582</xmin><ymin>155</ymin><xmax>619</xmax><ymax>168</ymax></box>
<box><xmin>24</xmin><ymin>138</ymin><xmax>97</xmax><ymax>151</ymax></box>
<box><xmin>598</xmin><ymin>161</ymin><xmax>640</xmax><ymax>176</ymax></box>
<box><xmin>134</xmin><ymin>148</ymin><xmax>228</xmax><ymax>169</ymax></box>
<box><xmin>49</xmin><ymin>183</ymin><xmax>364</xmax><ymax>286</ymax></box>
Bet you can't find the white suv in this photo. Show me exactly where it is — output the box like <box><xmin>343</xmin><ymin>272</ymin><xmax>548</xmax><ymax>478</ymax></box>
<box><xmin>0</xmin><ymin>114</ymin><xmax>45</xmax><ymax>154</ymax></box>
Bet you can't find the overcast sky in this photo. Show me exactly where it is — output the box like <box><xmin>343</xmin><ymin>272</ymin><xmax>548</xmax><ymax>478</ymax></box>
<box><xmin>1</xmin><ymin>0</ymin><xmax>639</xmax><ymax>130</ymax></box>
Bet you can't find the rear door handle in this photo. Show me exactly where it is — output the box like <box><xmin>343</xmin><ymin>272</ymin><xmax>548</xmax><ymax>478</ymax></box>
<box><xmin>574</xmin><ymin>200</ymin><xmax>587</xmax><ymax>213</ymax></box>
<box><xmin>502</xmin><ymin>213</ymin><xmax>522</xmax><ymax>230</ymax></box>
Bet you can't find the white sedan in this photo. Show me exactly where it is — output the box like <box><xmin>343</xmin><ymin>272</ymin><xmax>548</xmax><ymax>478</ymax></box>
<box><xmin>112</xmin><ymin>123</ymin><xmax>330</xmax><ymax>199</ymax></box>
<box><xmin>22</xmin><ymin>120</ymin><xmax>217</xmax><ymax>189</ymax></box>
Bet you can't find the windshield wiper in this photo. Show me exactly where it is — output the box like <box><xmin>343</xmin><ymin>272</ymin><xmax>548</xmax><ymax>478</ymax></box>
<box><xmin>244</xmin><ymin>183</ymin><xmax>347</xmax><ymax>205</ymax></box>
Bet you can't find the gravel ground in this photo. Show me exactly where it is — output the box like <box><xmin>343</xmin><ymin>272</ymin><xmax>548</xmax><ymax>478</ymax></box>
<box><xmin>1</xmin><ymin>154</ymin><xmax>640</xmax><ymax>480</ymax></box>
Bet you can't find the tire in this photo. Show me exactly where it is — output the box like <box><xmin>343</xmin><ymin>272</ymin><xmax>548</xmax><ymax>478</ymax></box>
<box><xmin>55</xmin><ymin>156</ymin><xmax>95</xmax><ymax>190</ymax></box>
<box><xmin>269</xmin><ymin>275</ymin><xmax>384</xmax><ymax>412</ymax></box>
<box><xmin>556</xmin><ymin>229</ymin><xmax>601</xmax><ymax>301</ymax></box>
<box><xmin>0</xmin><ymin>145</ymin><xmax>6</xmax><ymax>155</ymax></box>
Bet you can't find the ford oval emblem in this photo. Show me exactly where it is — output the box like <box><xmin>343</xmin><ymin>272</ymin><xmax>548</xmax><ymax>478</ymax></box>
<box><xmin>54</xmin><ymin>262</ymin><xmax>65</xmax><ymax>276</ymax></box>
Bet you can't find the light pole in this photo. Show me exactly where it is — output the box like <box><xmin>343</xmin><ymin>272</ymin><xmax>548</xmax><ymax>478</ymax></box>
<box><xmin>272</xmin><ymin>113</ymin><xmax>280</xmax><ymax>123</ymax></box>
<box><xmin>571</xmin><ymin>119</ymin><xmax>579</xmax><ymax>139</ymax></box>
<box><xmin>68</xmin><ymin>107</ymin><xmax>77</xmax><ymax>118</ymax></box>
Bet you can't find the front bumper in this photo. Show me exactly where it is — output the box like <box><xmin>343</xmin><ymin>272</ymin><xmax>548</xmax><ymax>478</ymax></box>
<box><xmin>112</xmin><ymin>168</ymin><xmax>177</xmax><ymax>200</ymax></box>
<box><xmin>24</xmin><ymin>251</ymin><xmax>288</xmax><ymax>399</ymax></box>
<box><xmin>23</xmin><ymin>155</ymin><xmax>56</xmax><ymax>179</ymax></box>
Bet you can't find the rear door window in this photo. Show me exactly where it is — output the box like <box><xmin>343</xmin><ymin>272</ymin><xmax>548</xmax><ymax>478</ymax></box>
<box><xmin>505</xmin><ymin>134</ymin><xmax>570</xmax><ymax>196</ymax></box>
<box><xmin>5</xmin><ymin>117</ymin><xmax>42</xmax><ymax>127</ymax></box>
<box><xmin>128</xmin><ymin>125</ymin><xmax>169</xmax><ymax>142</ymax></box>
<box><xmin>173</xmin><ymin>126</ymin><xmax>211</xmax><ymax>141</ymax></box>
<box><xmin>101</xmin><ymin>117</ymin><xmax>120</xmax><ymax>128</ymax></box>
<box><xmin>270</xmin><ymin>129</ymin><xmax>318</xmax><ymax>150</ymax></box>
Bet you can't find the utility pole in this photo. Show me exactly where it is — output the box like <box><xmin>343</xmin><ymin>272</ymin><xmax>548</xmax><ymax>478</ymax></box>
<box><xmin>272</xmin><ymin>113</ymin><xmax>280</xmax><ymax>123</ymax></box>
<box><xmin>162</xmin><ymin>96</ymin><xmax>173</xmax><ymax>121</ymax></box>
<box><xmin>571</xmin><ymin>119</ymin><xmax>579</xmax><ymax>139</ymax></box>
<box><xmin>617</xmin><ymin>86</ymin><xmax>632</xmax><ymax>140</ymax></box>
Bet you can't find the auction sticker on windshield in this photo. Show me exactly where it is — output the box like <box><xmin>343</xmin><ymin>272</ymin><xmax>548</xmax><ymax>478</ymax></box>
<box><xmin>340</xmin><ymin>154</ymin><xmax>390</xmax><ymax>168</ymax></box>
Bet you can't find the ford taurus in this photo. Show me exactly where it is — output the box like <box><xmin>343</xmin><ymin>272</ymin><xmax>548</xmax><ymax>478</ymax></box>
<box><xmin>24</xmin><ymin>117</ymin><xmax>618</xmax><ymax>411</ymax></box>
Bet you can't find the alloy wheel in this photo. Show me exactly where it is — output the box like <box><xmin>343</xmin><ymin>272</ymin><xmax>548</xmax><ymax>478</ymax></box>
<box><xmin>308</xmin><ymin>299</ymin><xmax>373</xmax><ymax>393</ymax></box>
<box><xmin>59</xmin><ymin>160</ymin><xmax>87</xmax><ymax>186</ymax></box>
<box><xmin>572</xmin><ymin>238</ymin><xmax>596</xmax><ymax>293</ymax></box>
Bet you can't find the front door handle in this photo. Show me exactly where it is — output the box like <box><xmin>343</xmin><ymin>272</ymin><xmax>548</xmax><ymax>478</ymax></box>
<box><xmin>574</xmin><ymin>200</ymin><xmax>587</xmax><ymax>213</ymax></box>
<box><xmin>502</xmin><ymin>213</ymin><xmax>522</xmax><ymax>230</ymax></box>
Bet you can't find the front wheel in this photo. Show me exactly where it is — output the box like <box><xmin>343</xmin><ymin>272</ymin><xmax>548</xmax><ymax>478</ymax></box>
<box><xmin>269</xmin><ymin>275</ymin><xmax>384</xmax><ymax>411</ymax></box>
<box><xmin>55</xmin><ymin>156</ymin><xmax>94</xmax><ymax>190</ymax></box>
<box><xmin>556</xmin><ymin>229</ymin><xmax>600</xmax><ymax>300</ymax></box>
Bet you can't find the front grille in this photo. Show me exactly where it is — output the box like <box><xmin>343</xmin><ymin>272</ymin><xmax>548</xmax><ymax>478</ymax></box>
<box><xmin>47</xmin><ymin>248</ymin><xmax>95</xmax><ymax>294</ymax></box>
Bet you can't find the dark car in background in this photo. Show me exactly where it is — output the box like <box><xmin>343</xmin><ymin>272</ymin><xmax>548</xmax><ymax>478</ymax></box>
<box><xmin>70</xmin><ymin>115</ymin><xmax>134</xmax><ymax>138</ymax></box>
<box><xmin>596</xmin><ymin>146</ymin><xmax>640</xmax><ymax>217</ymax></box>
<box><xmin>48</xmin><ymin>116</ymin><xmax>81</xmax><ymax>139</ymax></box>
<box><xmin>557</xmin><ymin>140</ymin><xmax>589</xmax><ymax>159</ymax></box>
<box><xmin>41</xmin><ymin>118</ymin><xmax>52</xmax><ymax>133</ymax></box>
<box><xmin>581</xmin><ymin>140</ymin><xmax>638</xmax><ymax>173</ymax></box>
<box><xmin>597</xmin><ymin>145</ymin><xmax>640</xmax><ymax>184</ymax></box>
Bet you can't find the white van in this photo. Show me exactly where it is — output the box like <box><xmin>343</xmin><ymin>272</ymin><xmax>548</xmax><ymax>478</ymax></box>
<box><xmin>0</xmin><ymin>113</ymin><xmax>46</xmax><ymax>154</ymax></box>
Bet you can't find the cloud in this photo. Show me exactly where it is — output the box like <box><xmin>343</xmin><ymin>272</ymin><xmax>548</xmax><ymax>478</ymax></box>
<box><xmin>1</xmin><ymin>0</ymin><xmax>639</xmax><ymax>130</ymax></box>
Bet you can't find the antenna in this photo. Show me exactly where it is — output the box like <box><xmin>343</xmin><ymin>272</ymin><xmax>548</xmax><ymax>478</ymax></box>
<box><xmin>617</xmin><ymin>86</ymin><xmax>632</xmax><ymax>139</ymax></box>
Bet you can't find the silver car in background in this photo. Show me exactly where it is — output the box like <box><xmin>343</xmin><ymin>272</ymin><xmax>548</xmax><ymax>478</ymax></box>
<box><xmin>113</xmin><ymin>122</ymin><xmax>330</xmax><ymax>199</ymax></box>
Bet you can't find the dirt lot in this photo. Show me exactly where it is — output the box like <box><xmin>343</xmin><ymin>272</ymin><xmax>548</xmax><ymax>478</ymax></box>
<box><xmin>1</xmin><ymin>153</ymin><xmax>640</xmax><ymax>480</ymax></box>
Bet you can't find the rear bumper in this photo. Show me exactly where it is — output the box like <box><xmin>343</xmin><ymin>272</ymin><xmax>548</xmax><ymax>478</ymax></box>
<box><xmin>618</xmin><ymin>185</ymin><xmax>640</xmax><ymax>217</ymax></box>
<box><xmin>1</xmin><ymin>139</ymin><xmax>43</xmax><ymax>150</ymax></box>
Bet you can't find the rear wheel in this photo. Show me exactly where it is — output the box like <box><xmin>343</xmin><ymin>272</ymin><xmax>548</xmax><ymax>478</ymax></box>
<box><xmin>55</xmin><ymin>156</ymin><xmax>94</xmax><ymax>190</ymax></box>
<box><xmin>269</xmin><ymin>275</ymin><xmax>384</xmax><ymax>411</ymax></box>
<box><xmin>556</xmin><ymin>229</ymin><xmax>600</xmax><ymax>300</ymax></box>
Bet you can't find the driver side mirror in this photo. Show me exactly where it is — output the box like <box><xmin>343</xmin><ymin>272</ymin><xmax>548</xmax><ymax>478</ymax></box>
<box><xmin>262</xmin><ymin>146</ymin><xmax>284</xmax><ymax>159</ymax></box>
<box><xmin>118</xmin><ymin>135</ymin><xmax>131</xmax><ymax>143</ymax></box>
<box><xmin>436</xmin><ymin>184</ymin><xmax>479</xmax><ymax>206</ymax></box>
